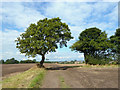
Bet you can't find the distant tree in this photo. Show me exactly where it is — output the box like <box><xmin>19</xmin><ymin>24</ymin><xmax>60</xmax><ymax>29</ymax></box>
<box><xmin>33</xmin><ymin>59</ymin><xmax>37</xmax><ymax>63</ymax></box>
<box><xmin>0</xmin><ymin>59</ymin><xmax>4</xmax><ymax>64</ymax></box>
<box><xmin>110</xmin><ymin>28</ymin><xmax>120</xmax><ymax>62</ymax></box>
<box><xmin>46</xmin><ymin>58</ymin><xmax>49</xmax><ymax>60</ymax></box>
<box><xmin>5</xmin><ymin>58</ymin><xmax>19</xmax><ymax>64</ymax></box>
<box><xmin>20</xmin><ymin>60</ymin><xmax>24</xmax><ymax>63</ymax></box>
<box><xmin>20</xmin><ymin>59</ymin><xmax>36</xmax><ymax>63</ymax></box>
<box><xmin>70</xmin><ymin>27</ymin><xmax>111</xmax><ymax>64</ymax></box>
<box><xmin>74</xmin><ymin>60</ymin><xmax>77</xmax><ymax>62</ymax></box>
<box><xmin>15</xmin><ymin>17</ymin><xmax>73</xmax><ymax>67</ymax></box>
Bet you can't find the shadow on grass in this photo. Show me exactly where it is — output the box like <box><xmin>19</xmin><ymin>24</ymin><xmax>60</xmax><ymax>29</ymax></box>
<box><xmin>45</xmin><ymin>65</ymin><xmax>82</xmax><ymax>70</ymax></box>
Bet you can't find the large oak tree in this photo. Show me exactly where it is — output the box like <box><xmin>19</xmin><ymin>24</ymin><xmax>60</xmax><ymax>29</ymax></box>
<box><xmin>15</xmin><ymin>17</ymin><xmax>73</xmax><ymax>67</ymax></box>
<box><xmin>70</xmin><ymin>27</ymin><xmax>110</xmax><ymax>64</ymax></box>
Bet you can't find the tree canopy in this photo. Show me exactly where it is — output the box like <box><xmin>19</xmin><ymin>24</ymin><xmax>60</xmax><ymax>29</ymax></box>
<box><xmin>70</xmin><ymin>27</ymin><xmax>111</xmax><ymax>64</ymax></box>
<box><xmin>15</xmin><ymin>17</ymin><xmax>73</xmax><ymax>67</ymax></box>
<box><xmin>110</xmin><ymin>28</ymin><xmax>120</xmax><ymax>61</ymax></box>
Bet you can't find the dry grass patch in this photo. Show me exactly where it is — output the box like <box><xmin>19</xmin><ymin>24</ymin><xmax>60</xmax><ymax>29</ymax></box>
<box><xmin>2</xmin><ymin>66</ymin><xmax>46</xmax><ymax>88</ymax></box>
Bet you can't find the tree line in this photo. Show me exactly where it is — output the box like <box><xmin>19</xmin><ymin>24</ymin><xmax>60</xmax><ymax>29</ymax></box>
<box><xmin>14</xmin><ymin>17</ymin><xmax>120</xmax><ymax>67</ymax></box>
<box><xmin>0</xmin><ymin>58</ymin><xmax>37</xmax><ymax>64</ymax></box>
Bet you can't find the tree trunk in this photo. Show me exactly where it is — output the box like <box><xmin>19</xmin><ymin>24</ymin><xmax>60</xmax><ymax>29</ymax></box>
<box><xmin>84</xmin><ymin>53</ymin><xmax>88</xmax><ymax>64</ymax></box>
<box><xmin>39</xmin><ymin>55</ymin><xmax>45</xmax><ymax>68</ymax></box>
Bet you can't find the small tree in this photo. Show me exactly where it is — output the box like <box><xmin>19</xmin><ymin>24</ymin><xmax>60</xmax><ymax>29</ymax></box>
<box><xmin>15</xmin><ymin>17</ymin><xmax>73</xmax><ymax>67</ymax></box>
<box><xmin>0</xmin><ymin>59</ymin><xmax>4</xmax><ymax>64</ymax></box>
<box><xmin>70</xmin><ymin>27</ymin><xmax>110</xmax><ymax>64</ymax></box>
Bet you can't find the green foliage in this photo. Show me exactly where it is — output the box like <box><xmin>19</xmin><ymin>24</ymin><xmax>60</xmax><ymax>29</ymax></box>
<box><xmin>5</xmin><ymin>58</ymin><xmax>19</xmax><ymax>64</ymax></box>
<box><xmin>29</xmin><ymin>69</ymin><xmax>46</xmax><ymax>88</ymax></box>
<box><xmin>20</xmin><ymin>60</ymin><xmax>36</xmax><ymax>63</ymax></box>
<box><xmin>82</xmin><ymin>61</ymin><xmax>85</xmax><ymax>63</ymax></box>
<box><xmin>59</xmin><ymin>61</ymin><xmax>75</xmax><ymax>64</ymax></box>
<box><xmin>87</xmin><ymin>55</ymin><xmax>110</xmax><ymax>65</ymax></box>
<box><xmin>70</xmin><ymin>27</ymin><xmax>111</xmax><ymax>64</ymax></box>
<box><xmin>70</xmin><ymin>27</ymin><xmax>110</xmax><ymax>54</ymax></box>
<box><xmin>110</xmin><ymin>28</ymin><xmax>120</xmax><ymax>61</ymax></box>
<box><xmin>15</xmin><ymin>17</ymin><xmax>73</xmax><ymax>58</ymax></box>
<box><xmin>0</xmin><ymin>59</ymin><xmax>5</xmax><ymax>64</ymax></box>
<box><xmin>44</xmin><ymin>61</ymin><xmax>58</xmax><ymax>63</ymax></box>
<box><xmin>1</xmin><ymin>58</ymin><xmax>38</xmax><ymax>64</ymax></box>
<box><xmin>111</xmin><ymin>61</ymin><xmax>118</xmax><ymax>65</ymax></box>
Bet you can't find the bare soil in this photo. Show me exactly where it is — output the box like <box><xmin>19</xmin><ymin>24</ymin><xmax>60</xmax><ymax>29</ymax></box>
<box><xmin>1</xmin><ymin>63</ymin><xmax>118</xmax><ymax>88</ymax></box>
<box><xmin>42</xmin><ymin>63</ymin><xmax>118</xmax><ymax>88</ymax></box>
<box><xmin>2</xmin><ymin>64</ymin><xmax>35</xmax><ymax>77</ymax></box>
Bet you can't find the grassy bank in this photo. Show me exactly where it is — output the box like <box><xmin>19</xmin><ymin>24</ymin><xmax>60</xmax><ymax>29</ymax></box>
<box><xmin>2</xmin><ymin>66</ymin><xmax>46</xmax><ymax>88</ymax></box>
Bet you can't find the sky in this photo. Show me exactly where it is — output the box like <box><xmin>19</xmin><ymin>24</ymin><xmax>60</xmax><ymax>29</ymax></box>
<box><xmin>0</xmin><ymin>1</ymin><xmax>118</xmax><ymax>61</ymax></box>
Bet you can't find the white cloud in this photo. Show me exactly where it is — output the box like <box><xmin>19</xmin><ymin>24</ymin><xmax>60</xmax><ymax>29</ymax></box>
<box><xmin>46</xmin><ymin>50</ymin><xmax>84</xmax><ymax>61</ymax></box>
<box><xmin>105</xmin><ymin>4</ymin><xmax>118</xmax><ymax>22</ymax></box>
<box><xmin>2</xmin><ymin>2</ymin><xmax>45</xmax><ymax>29</ymax></box>
<box><xmin>0</xmin><ymin>29</ymin><xmax>25</xmax><ymax>60</ymax></box>
<box><xmin>45</xmin><ymin>2</ymin><xmax>93</xmax><ymax>26</ymax></box>
<box><xmin>1</xmin><ymin>2</ymin><xmax>118</xmax><ymax>61</ymax></box>
<box><xmin>1</xmin><ymin>0</ymin><xmax>120</xmax><ymax>2</ymax></box>
<box><xmin>44</xmin><ymin>2</ymin><xmax>117</xmax><ymax>36</ymax></box>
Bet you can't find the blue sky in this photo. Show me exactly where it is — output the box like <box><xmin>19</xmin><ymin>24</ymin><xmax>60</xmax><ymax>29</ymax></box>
<box><xmin>0</xmin><ymin>1</ymin><xmax>118</xmax><ymax>61</ymax></box>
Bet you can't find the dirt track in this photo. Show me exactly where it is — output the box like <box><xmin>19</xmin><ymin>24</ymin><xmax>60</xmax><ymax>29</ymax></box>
<box><xmin>2</xmin><ymin>64</ymin><xmax>35</xmax><ymax>76</ymax></box>
<box><xmin>1</xmin><ymin>63</ymin><xmax>118</xmax><ymax>88</ymax></box>
<box><xmin>42</xmin><ymin>64</ymin><xmax>118</xmax><ymax>88</ymax></box>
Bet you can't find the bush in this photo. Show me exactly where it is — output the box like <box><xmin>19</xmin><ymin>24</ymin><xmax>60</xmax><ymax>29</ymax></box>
<box><xmin>87</xmin><ymin>55</ymin><xmax>112</xmax><ymax>65</ymax></box>
<box><xmin>82</xmin><ymin>61</ymin><xmax>85</xmax><ymax>63</ymax></box>
<box><xmin>109</xmin><ymin>61</ymin><xmax>118</xmax><ymax>65</ymax></box>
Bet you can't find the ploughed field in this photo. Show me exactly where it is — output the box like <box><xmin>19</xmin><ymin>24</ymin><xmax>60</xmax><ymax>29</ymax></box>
<box><xmin>1</xmin><ymin>63</ymin><xmax>118</xmax><ymax>88</ymax></box>
<box><xmin>2</xmin><ymin>64</ymin><xmax>36</xmax><ymax>76</ymax></box>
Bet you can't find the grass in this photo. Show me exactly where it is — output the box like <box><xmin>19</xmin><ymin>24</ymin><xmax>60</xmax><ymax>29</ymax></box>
<box><xmin>2</xmin><ymin>66</ymin><xmax>46</xmax><ymax>88</ymax></box>
<box><xmin>80</xmin><ymin>64</ymin><xmax>119</xmax><ymax>68</ymax></box>
<box><xmin>59</xmin><ymin>76</ymin><xmax>70</xmax><ymax>88</ymax></box>
<box><xmin>29</xmin><ymin>69</ymin><xmax>45</xmax><ymax>88</ymax></box>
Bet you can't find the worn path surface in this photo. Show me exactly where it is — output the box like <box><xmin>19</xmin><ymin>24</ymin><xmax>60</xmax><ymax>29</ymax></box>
<box><xmin>2</xmin><ymin>63</ymin><xmax>118</xmax><ymax>88</ymax></box>
<box><xmin>42</xmin><ymin>64</ymin><xmax>118</xmax><ymax>88</ymax></box>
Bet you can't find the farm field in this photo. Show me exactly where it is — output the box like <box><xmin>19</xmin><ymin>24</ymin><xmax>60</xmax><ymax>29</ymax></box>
<box><xmin>1</xmin><ymin>63</ymin><xmax>118</xmax><ymax>88</ymax></box>
<box><xmin>2</xmin><ymin>64</ymin><xmax>36</xmax><ymax>77</ymax></box>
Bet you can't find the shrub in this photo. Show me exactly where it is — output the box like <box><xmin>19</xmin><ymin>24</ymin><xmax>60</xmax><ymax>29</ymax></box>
<box><xmin>87</xmin><ymin>55</ymin><xmax>112</xmax><ymax>65</ymax></box>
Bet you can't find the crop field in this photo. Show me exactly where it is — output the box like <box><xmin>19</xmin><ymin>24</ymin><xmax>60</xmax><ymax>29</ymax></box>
<box><xmin>1</xmin><ymin>63</ymin><xmax>118</xmax><ymax>88</ymax></box>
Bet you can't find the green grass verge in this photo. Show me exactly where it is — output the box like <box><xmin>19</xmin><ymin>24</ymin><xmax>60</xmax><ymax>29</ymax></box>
<box><xmin>29</xmin><ymin>69</ymin><xmax>45</xmax><ymax>88</ymax></box>
<box><xmin>81</xmin><ymin>64</ymin><xmax>119</xmax><ymax>68</ymax></box>
<box><xmin>59</xmin><ymin>76</ymin><xmax>70</xmax><ymax>88</ymax></box>
<box><xmin>2</xmin><ymin>67</ymin><xmax>46</xmax><ymax>88</ymax></box>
